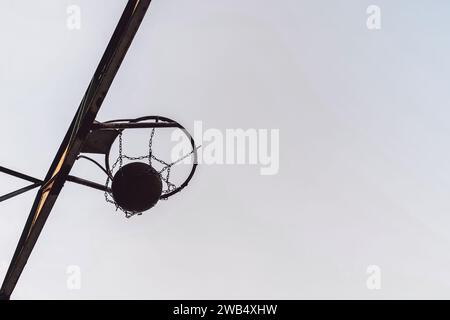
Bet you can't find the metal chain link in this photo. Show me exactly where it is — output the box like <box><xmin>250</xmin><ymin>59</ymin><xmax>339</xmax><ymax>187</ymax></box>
<box><xmin>149</xmin><ymin>127</ymin><xmax>155</xmax><ymax>166</ymax></box>
<box><xmin>119</xmin><ymin>132</ymin><xmax>123</xmax><ymax>169</ymax></box>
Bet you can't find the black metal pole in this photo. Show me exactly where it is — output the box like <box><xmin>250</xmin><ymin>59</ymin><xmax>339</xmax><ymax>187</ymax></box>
<box><xmin>0</xmin><ymin>166</ymin><xmax>41</xmax><ymax>184</ymax></box>
<box><xmin>67</xmin><ymin>175</ymin><xmax>110</xmax><ymax>193</ymax></box>
<box><xmin>0</xmin><ymin>183</ymin><xmax>42</xmax><ymax>203</ymax></box>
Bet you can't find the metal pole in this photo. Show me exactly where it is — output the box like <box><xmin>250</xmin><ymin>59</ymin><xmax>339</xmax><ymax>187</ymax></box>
<box><xmin>67</xmin><ymin>175</ymin><xmax>110</xmax><ymax>193</ymax></box>
<box><xmin>0</xmin><ymin>183</ymin><xmax>42</xmax><ymax>203</ymax></box>
<box><xmin>0</xmin><ymin>166</ymin><xmax>41</xmax><ymax>184</ymax></box>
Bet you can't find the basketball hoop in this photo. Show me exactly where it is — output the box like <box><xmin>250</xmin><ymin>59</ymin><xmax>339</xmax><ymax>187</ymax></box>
<box><xmin>86</xmin><ymin>116</ymin><xmax>199</xmax><ymax>218</ymax></box>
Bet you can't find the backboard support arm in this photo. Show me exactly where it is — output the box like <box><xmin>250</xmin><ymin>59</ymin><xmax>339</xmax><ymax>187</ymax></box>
<box><xmin>67</xmin><ymin>175</ymin><xmax>110</xmax><ymax>193</ymax></box>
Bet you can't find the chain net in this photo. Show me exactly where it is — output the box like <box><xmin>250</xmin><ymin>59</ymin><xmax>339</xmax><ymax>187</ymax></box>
<box><xmin>104</xmin><ymin>127</ymin><xmax>193</xmax><ymax>218</ymax></box>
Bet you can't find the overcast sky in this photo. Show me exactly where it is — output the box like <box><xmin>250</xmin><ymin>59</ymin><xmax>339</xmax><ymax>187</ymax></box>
<box><xmin>2</xmin><ymin>0</ymin><xmax>450</xmax><ymax>299</ymax></box>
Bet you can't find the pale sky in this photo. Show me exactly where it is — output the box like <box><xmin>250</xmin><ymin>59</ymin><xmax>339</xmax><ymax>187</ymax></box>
<box><xmin>1</xmin><ymin>0</ymin><xmax>450</xmax><ymax>299</ymax></box>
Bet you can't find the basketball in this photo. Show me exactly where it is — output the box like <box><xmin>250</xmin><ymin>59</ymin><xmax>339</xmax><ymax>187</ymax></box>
<box><xmin>111</xmin><ymin>162</ymin><xmax>163</xmax><ymax>213</ymax></box>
